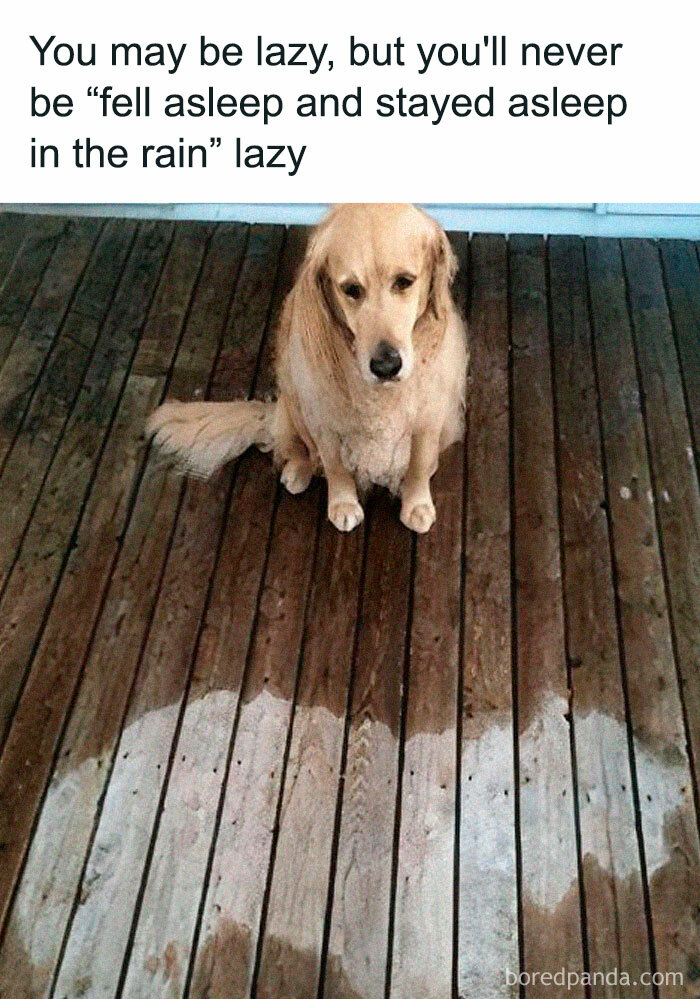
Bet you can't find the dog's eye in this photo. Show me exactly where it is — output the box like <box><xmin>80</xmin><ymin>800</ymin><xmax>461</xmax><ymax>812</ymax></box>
<box><xmin>393</xmin><ymin>274</ymin><xmax>415</xmax><ymax>292</ymax></box>
<box><xmin>341</xmin><ymin>282</ymin><xmax>363</xmax><ymax>300</ymax></box>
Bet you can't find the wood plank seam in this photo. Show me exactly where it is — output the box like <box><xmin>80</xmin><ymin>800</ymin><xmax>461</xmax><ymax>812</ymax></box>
<box><xmin>115</xmin><ymin>227</ymin><xmax>292</xmax><ymax>999</ymax></box>
<box><xmin>620</xmin><ymin>241</ymin><xmax>700</xmax><ymax>845</ymax></box>
<box><xmin>452</xmin><ymin>444</ymin><xmax>468</xmax><ymax>999</ymax></box>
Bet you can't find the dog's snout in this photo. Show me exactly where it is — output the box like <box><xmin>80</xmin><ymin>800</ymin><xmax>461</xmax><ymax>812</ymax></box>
<box><xmin>369</xmin><ymin>341</ymin><xmax>402</xmax><ymax>381</ymax></box>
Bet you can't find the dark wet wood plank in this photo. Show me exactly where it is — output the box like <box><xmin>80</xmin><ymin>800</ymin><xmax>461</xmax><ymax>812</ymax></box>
<box><xmin>458</xmin><ymin>233</ymin><xmax>519</xmax><ymax>997</ymax></box>
<box><xmin>0</xmin><ymin>214</ymin><xmax>28</xmax><ymax>290</ymax></box>
<box><xmin>586</xmin><ymin>237</ymin><xmax>700</xmax><ymax>998</ymax></box>
<box><xmin>0</xmin><ymin>218</ymin><xmax>103</xmax><ymax>470</ymax></box>
<box><xmin>510</xmin><ymin>234</ymin><xmax>585</xmax><ymax>997</ymax></box>
<box><xmin>549</xmin><ymin>235</ymin><xmax>653</xmax><ymax>995</ymax></box>
<box><xmin>0</xmin><ymin>223</ymin><xmax>174</xmax><ymax>747</ymax></box>
<box><xmin>0</xmin><ymin>215</ymin><xmax>67</xmax><ymax>369</ymax></box>
<box><xmin>660</xmin><ymin>240</ymin><xmax>700</xmax><ymax>458</ymax></box>
<box><xmin>0</xmin><ymin>219</ymin><xmax>137</xmax><ymax>599</ymax></box>
<box><xmin>322</xmin><ymin>493</ymin><xmax>412</xmax><ymax>999</ymax></box>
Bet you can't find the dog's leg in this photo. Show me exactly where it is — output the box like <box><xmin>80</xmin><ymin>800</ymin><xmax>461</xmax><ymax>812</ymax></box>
<box><xmin>280</xmin><ymin>450</ymin><xmax>314</xmax><ymax>495</ymax></box>
<box><xmin>400</xmin><ymin>426</ymin><xmax>441</xmax><ymax>533</ymax></box>
<box><xmin>319</xmin><ymin>440</ymin><xmax>363</xmax><ymax>532</ymax></box>
<box><xmin>274</xmin><ymin>400</ymin><xmax>314</xmax><ymax>495</ymax></box>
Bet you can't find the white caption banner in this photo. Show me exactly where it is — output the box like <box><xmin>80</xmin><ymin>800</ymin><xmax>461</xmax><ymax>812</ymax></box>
<box><xmin>1</xmin><ymin>0</ymin><xmax>698</xmax><ymax>202</ymax></box>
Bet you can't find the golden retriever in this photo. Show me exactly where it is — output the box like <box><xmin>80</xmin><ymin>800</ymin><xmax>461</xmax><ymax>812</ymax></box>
<box><xmin>146</xmin><ymin>203</ymin><xmax>468</xmax><ymax>533</ymax></box>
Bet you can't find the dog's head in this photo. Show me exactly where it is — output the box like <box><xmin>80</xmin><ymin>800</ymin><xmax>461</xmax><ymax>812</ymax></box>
<box><xmin>295</xmin><ymin>204</ymin><xmax>457</xmax><ymax>386</ymax></box>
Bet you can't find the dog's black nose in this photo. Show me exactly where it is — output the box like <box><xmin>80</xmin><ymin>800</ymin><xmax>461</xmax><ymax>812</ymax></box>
<box><xmin>370</xmin><ymin>341</ymin><xmax>402</xmax><ymax>380</ymax></box>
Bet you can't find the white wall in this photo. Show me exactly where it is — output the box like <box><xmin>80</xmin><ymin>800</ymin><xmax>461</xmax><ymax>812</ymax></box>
<box><xmin>3</xmin><ymin>203</ymin><xmax>700</xmax><ymax>238</ymax></box>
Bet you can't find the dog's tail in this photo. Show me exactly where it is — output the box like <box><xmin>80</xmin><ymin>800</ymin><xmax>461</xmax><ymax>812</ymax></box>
<box><xmin>145</xmin><ymin>399</ymin><xmax>275</xmax><ymax>479</ymax></box>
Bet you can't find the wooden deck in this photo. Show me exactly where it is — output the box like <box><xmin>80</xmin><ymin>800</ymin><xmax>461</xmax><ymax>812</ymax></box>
<box><xmin>0</xmin><ymin>213</ymin><xmax>699</xmax><ymax>999</ymax></box>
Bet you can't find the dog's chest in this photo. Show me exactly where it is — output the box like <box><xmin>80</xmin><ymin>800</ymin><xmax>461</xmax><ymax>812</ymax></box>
<box><xmin>339</xmin><ymin>413</ymin><xmax>412</xmax><ymax>494</ymax></box>
<box><xmin>286</xmin><ymin>338</ymin><xmax>418</xmax><ymax>493</ymax></box>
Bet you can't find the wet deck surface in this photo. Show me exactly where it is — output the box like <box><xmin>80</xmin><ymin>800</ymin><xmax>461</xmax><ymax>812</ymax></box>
<box><xmin>0</xmin><ymin>212</ymin><xmax>699</xmax><ymax>998</ymax></box>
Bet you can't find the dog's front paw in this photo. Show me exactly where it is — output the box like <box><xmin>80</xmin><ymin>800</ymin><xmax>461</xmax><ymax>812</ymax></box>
<box><xmin>328</xmin><ymin>499</ymin><xmax>364</xmax><ymax>532</ymax></box>
<box><xmin>400</xmin><ymin>497</ymin><xmax>436</xmax><ymax>534</ymax></box>
<box><xmin>281</xmin><ymin>457</ymin><xmax>313</xmax><ymax>495</ymax></box>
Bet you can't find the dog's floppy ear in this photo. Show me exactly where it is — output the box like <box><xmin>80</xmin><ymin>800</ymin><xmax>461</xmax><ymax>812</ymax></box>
<box><xmin>315</xmin><ymin>264</ymin><xmax>354</xmax><ymax>344</ymax></box>
<box><xmin>293</xmin><ymin>230</ymin><xmax>353</xmax><ymax>346</ymax></box>
<box><xmin>279</xmin><ymin>223</ymin><xmax>353</xmax><ymax>386</ymax></box>
<box><xmin>426</xmin><ymin>222</ymin><xmax>458</xmax><ymax>321</ymax></box>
